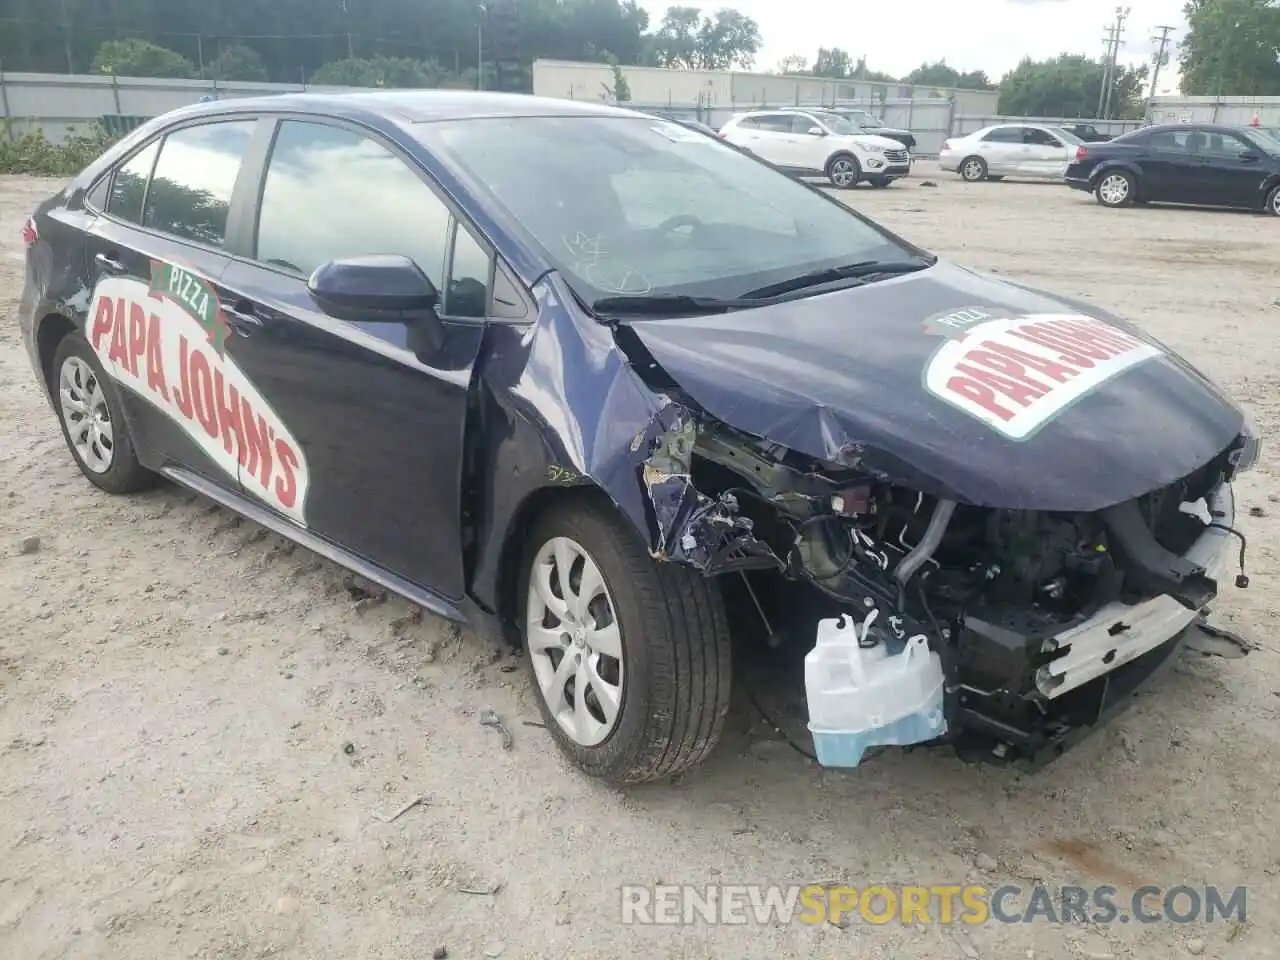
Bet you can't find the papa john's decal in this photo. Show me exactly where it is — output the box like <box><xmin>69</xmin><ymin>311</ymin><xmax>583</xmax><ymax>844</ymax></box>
<box><xmin>88</xmin><ymin>261</ymin><xmax>310</xmax><ymax>524</ymax></box>
<box><xmin>923</xmin><ymin>312</ymin><xmax>1162</xmax><ymax>441</ymax></box>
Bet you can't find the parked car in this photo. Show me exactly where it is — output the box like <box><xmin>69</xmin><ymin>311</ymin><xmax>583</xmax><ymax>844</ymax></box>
<box><xmin>1065</xmin><ymin>123</ymin><xmax>1280</xmax><ymax>213</ymax></box>
<box><xmin>720</xmin><ymin>109</ymin><xmax>911</xmax><ymax>187</ymax></box>
<box><xmin>940</xmin><ymin>123</ymin><xmax>1084</xmax><ymax>182</ymax></box>
<box><xmin>824</xmin><ymin>107</ymin><xmax>918</xmax><ymax>153</ymax></box>
<box><xmin>1062</xmin><ymin>122</ymin><xmax>1111</xmax><ymax>143</ymax></box>
<box><xmin>19</xmin><ymin>92</ymin><xmax>1257</xmax><ymax>783</ymax></box>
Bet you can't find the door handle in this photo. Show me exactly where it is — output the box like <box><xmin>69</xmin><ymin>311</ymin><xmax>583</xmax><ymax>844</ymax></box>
<box><xmin>222</xmin><ymin>302</ymin><xmax>264</xmax><ymax>335</ymax></box>
<box><xmin>94</xmin><ymin>252</ymin><xmax>127</xmax><ymax>274</ymax></box>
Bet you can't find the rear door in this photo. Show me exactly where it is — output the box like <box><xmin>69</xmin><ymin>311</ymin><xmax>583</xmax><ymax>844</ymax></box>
<box><xmin>979</xmin><ymin>126</ymin><xmax>1023</xmax><ymax>174</ymax></box>
<box><xmin>1193</xmin><ymin>131</ymin><xmax>1269</xmax><ymax>207</ymax></box>
<box><xmin>1141</xmin><ymin>127</ymin><xmax>1200</xmax><ymax>200</ymax></box>
<box><xmin>81</xmin><ymin>117</ymin><xmax>264</xmax><ymax>487</ymax></box>
<box><xmin>736</xmin><ymin>114</ymin><xmax>806</xmax><ymax>171</ymax></box>
<box><xmin>214</xmin><ymin>117</ymin><xmax>491</xmax><ymax>598</ymax></box>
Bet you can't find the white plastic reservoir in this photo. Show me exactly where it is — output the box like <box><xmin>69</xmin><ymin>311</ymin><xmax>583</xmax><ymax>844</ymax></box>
<box><xmin>804</xmin><ymin>610</ymin><xmax>947</xmax><ymax>768</ymax></box>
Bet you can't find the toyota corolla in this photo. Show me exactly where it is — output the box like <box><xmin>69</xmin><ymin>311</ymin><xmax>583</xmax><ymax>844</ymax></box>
<box><xmin>18</xmin><ymin>92</ymin><xmax>1257</xmax><ymax>784</ymax></box>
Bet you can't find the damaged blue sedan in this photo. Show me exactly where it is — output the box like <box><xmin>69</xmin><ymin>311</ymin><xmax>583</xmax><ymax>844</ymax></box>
<box><xmin>18</xmin><ymin>92</ymin><xmax>1258</xmax><ymax>783</ymax></box>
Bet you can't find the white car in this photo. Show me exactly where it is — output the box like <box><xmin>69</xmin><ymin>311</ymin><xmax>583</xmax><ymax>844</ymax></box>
<box><xmin>939</xmin><ymin>123</ymin><xmax>1085</xmax><ymax>182</ymax></box>
<box><xmin>719</xmin><ymin>109</ymin><xmax>911</xmax><ymax>188</ymax></box>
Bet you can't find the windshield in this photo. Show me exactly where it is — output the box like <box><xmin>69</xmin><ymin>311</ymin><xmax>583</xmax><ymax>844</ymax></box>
<box><xmin>809</xmin><ymin>112</ymin><xmax>861</xmax><ymax>136</ymax></box>
<box><xmin>1245</xmin><ymin>128</ymin><xmax>1280</xmax><ymax>154</ymax></box>
<box><xmin>424</xmin><ymin>116</ymin><xmax>919</xmax><ymax>306</ymax></box>
<box><xmin>1050</xmin><ymin>126</ymin><xmax>1085</xmax><ymax>145</ymax></box>
<box><xmin>837</xmin><ymin>110</ymin><xmax>881</xmax><ymax>128</ymax></box>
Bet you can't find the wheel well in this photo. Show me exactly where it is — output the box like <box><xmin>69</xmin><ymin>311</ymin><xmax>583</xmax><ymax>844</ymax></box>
<box><xmin>493</xmin><ymin>484</ymin><xmax>618</xmax><ymax>643</ymax></box>
<box><xmin>825</xmin><ymin>150</ymin><xmax>859</xmax><ymax>171</ymax></box>
<box><xmin>36</xmin><ymin>313</ymin><xmax>76</xmax><ymax>392</ymax></box>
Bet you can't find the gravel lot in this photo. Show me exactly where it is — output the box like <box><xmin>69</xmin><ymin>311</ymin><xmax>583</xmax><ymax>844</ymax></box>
<box><xmin>2</xmin><ymin>164</ymin><xmax>1278</xmax><ymax>960</ymax></box>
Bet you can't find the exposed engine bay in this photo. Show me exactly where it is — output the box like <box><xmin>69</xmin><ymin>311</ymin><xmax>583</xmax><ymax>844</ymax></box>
<box><xmin>641</xmin><ymin>409</ymin><xmax>1256</xmax><ymax>767</ymax></box>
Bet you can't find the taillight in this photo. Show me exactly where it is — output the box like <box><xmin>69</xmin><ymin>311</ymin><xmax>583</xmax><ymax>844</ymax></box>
<box><xmin>21</xmin><ymin>217</ymin><xmax>37</xmax><ymax>247</ymax></box>
<box><xmin>1075</xmin><ymin>146</ymin><xmax>1089</xmax><ymax>161</ymax></box>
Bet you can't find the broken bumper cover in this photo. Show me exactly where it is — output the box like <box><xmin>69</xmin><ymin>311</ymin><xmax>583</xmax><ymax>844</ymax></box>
<box><xmin>1036</xmin><ymin>482</ymin><xmax>1235</xmax><ymax>699</ymax></box>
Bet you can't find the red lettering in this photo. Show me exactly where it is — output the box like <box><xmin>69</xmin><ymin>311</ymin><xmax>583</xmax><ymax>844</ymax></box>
<box><xmin>274</xmin><ymin>439</ymin><xmax>300</xmax><ymax>509</ymax></box>
<box><xmin>189</xmin><ymin>351</ymin><xmax>219</xmax><ymax>439</ymax></box>
<box><xmin>1054</xmin><ymin>318</ymin><xmax>1143</xmax><ymax>352</ymax></box>
<box><xmin>127</xmin><ymin>303</ymin><xmax>147</xmax><ymax>377</ymax></box>
<box><xmin>1011</xmin><ymin>328</ymin><xmax>1096</xmax><ymax>369</ymax></box>
<box><xmin>213</xmin><ymin>370</ymin><xmax>245</xmax><ymax>464</ymax></box>
<box><xmin>174</xmin><ymin>337</ymin><xmax>194</xmax><ymax>420</ymax></box>
<box><xmin>145</xmin><ymin>313</ymin><xmax>168</xmax><ymax>401</ymax></box>
<box><xmin>946</xmin><ymin>375</ymin><xmax>1015</xmax><ymax>422</ymax></box>
<box><xmin>90</xmin><ymin>297</ymin><xmax>114</xmax><ymax>349</ymax></box>
<box><xmin>963</xmin><ymin>348</ymin><xmax>1052</xmax><ymax>395</ymax></box>
<box><xmin>241</xmin><ymin>400</ymin><xmax>274</xmax><ymax>491</ymax></box>
<box><xmin>955</xmin><ymin>362</ymin><xmax>1044</xmax><ymax>409</ymax></box>
<box><xmin>107</xmin><ymin>302</ymin><xmax>129</xmax><ymax>367</ymax></box>
<box><xmin>983</xmin><ymin>342</ymin><xmax>1078</xmax><ymax>383</ymax></box>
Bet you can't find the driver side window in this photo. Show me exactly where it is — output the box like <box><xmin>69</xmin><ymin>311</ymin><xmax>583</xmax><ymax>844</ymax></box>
<box><xmin>254</xmin><ymin>120</ymin><xmax>449</xmax><ymax>286</ymax></box>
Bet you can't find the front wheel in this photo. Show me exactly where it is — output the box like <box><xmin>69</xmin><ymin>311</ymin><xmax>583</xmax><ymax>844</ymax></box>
<box><xmin>826</xmin><ymin>154</ymin><xmax>861</xmax><ymax>189</ymax></box>
<box><xmin>520</xmin><ymin>497</ymin><xmax>732</xmax><ymax>784</ymax></box>
<box><xmin>1265</xmin><ymin>183</ymin><xmax>1280</xmax><ymax>216</ymax></box>
<box><xmin>1095</xmin><ymin>170</ymin><xmax>1136</xmax><ymax>208</ymax></box>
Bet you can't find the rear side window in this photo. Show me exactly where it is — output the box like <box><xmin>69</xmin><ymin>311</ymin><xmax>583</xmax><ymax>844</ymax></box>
<box><xmin>1148</xmin><ymin>129</ymin><xmax>1193</xmax><ymax>151</ymax></box>
<box><xmin>254</xmin><ymin>120</ymin><xmax>450</xmax><ymax>284</ymax></box>
<box><xmin>143</xmin><ymin>121</ymin><xmax>257</xmax><ymax>246</ymax></box>
<box><xmin>982</xmin><ymin>127</ymin><xmax>1021</xmax><ymax>143</ymax></box>
<box><xmin>107</xmin><ymin>140</ymin><xmax>160</xmax><ymax>224</ymax></box>
<box><xmin>753</xmin><ymin>115</ymin><xmax>795</xmax><ymax>132</ymax></box>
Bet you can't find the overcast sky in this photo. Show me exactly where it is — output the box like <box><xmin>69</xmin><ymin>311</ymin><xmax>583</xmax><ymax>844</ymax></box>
<box><xmin>638</xmin><ymin>0</ymin><xmax>1186</xmax><ymax>93</ymax></box>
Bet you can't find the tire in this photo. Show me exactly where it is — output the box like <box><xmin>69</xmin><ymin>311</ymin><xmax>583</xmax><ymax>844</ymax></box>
<box><xmin>960</xmin><ymin>155</ymin><xmax>987</xmax><ymax>182</ymax></box>
<box><xmin>868</xmin><ymin>177</ymin><xmax>891</xmax><ymax>188</ymax></box>
<box><xmin>1266</xmin><ymin>183</ymin><xmax>1280</xmax><ymax>216</ymax></box>
<box><xmin>50</xmin><ymin>331</ymin><xmax>155</xmax><ymax>494</ymax></box>
<box><xmin>825</xmin><ymin>153</ymin><xmax>861</xmax><ymax>189</ymax></box>
<box><xmin>519</xmin><ymin>496</ymin><xmax>732</xmax><ymax>784</ymax></box>
<box><xmin>1094</xmin><ymin>169</ymin><xmax>1136</xmax><ymax>208</ymax></box>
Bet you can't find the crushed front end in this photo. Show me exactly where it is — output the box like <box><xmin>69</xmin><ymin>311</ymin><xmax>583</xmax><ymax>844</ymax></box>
<box><xmin>646</xmin><ymin>415</ymin><xmax>1257</xmax><ymax>769</ymax></box>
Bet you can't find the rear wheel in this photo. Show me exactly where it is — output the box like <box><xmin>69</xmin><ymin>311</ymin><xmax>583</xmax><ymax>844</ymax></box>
<box><xmin>826</xmin><ymin>154</ymin><xmax>861</xmax><ymax>189</ymax></box>
<box><xmin>1266</xmin><ymin>183</ymin><xmax>1280</xmax><ymax>216</ymax></box>
<box><xmin>50</xmin><ymin>332</ymin><xmax>154</xmax><ymax>494</ymax></box>
<box><xmin>520</xmin><ymin>497</ymin><xmax>732</xmax><ymax>784</ymax></box>
<box><xmin>1095</xmin><ymin>170</ymin><xmax>1135</xmax><ymax>208</ymax></box>
<box><xmin>960</xmin><ymin>156</ymin><xmax>987</xmax><ymax>182</ymax></box>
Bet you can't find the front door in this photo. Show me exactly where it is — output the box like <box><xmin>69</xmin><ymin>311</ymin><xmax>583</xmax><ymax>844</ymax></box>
<box><xmin>80</xmin><ymin>118</ymin><xmax>261</xmax><ymax>487</ymax></box>
<box><xmin>745</xmin><ymin>114</ymin><xmax>810</xmax><ymax>172</ymax></box>
<box><xmin>1021</xmin><ymin>127</ymin><xmax>1071</xmax><ymax>178</ymax></box>
<box><xmin>1193</xmin><ymin>131</ymin><xmax>1270</xmax><ymax>207</ymax></box>
<box><xmin>215</xmin><ymin>118</ymin><xmax>488</xmax><ymax>599</ymax></box>
<box><xmin>980</xmin><ymin>126</ymin><xmax>1023</xmax><ymax>175</ymax></box>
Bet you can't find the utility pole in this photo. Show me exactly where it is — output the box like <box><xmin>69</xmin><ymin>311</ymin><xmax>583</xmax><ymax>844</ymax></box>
<box><xmin>1100</xmin><ymin>6</ymin><xmax>1130</xmax><ymax>120</ymax></box>
<box><xmin>1147</xmin><ymin>25</ymin><xmax>1175</xmax><ymax>120</ymax></box>
<box><xmin>1097</xmin><ymin>23</ymin><xmax>1117</xmax><ymax>118</ymax></box>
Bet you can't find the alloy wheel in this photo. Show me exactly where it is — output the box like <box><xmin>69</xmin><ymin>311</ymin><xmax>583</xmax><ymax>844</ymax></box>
<box><xmin>829</xmin><ymin>159</ymin><xmax>858</xmax><ymax>187</ymax></box>
<box><xmin>962</xmin><ymin>159</ymin><xmax>984</xmax><ymax>181</ymax></box>
<box><xmin>526</xmin><ymin>536</ymin><xmax>625</xmax><ymax>747</ymax></box>
<box><xmin>1099</xmin><ymin>173</ymin><xmax>1130</xmax><ymax>205</ymax></box>
<box><xmin>58</xmin><ymin>356</ymin><xmax>114</xmax><ymax>474</ymax></box>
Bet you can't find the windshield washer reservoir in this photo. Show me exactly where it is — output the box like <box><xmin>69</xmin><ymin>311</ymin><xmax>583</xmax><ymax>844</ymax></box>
<box><xmin>805</xmin><ymin>611</ymin><xmax>947</xmax><ymax>768</ymax></box>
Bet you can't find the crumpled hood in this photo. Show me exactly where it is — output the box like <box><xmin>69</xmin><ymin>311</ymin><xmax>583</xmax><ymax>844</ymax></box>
<box><xmin>625</xmin><ymin>260</ymin><xmax>1244</xmax><ymax>511</ymax></box>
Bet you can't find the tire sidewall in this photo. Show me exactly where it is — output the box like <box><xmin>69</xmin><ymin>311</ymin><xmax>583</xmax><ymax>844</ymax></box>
<box><xmin>1095</xmin><ymin>170</ymin><xmax>1134</xmax><ymax>207</ymax></box>
<box><xmin>50</xmin><ymin>331</ymin><xmax>148</xmax><ymax>493</ymax></box>
<box><xmin>518</xmin><ymin>504</ymin><xmax>656</xmax><ymax>780</ymax></box>
<box><xmin>961</xmin><ymin>156</ymin><xmax>987</xmax><ymax>181</ymax></box>
<box><xmin>826</xmin><ymin>153</ymin><xmax>860</xmax><ymax>189</ymax></box>
<box><xmin>1266</xmin><ymin>184</ymin><xmax>1280</xmax><ymax>216</ymax></box>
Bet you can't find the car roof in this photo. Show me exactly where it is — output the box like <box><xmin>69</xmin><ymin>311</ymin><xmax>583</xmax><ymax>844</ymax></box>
<box><xmin>161</xmin><ymin>90</ymin><xmax>639</xmax><ymax>125</ymax></box>
<box><xmin>1136</xmin><ymin>122</ymin><xmax>1259</xmax><ymax>135</ymax></box>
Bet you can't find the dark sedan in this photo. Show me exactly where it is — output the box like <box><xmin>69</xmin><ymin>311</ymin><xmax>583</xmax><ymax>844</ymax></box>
<box><xmin>18</xmin><ymin>92</ymin><xmax>1257</xmax><ymax>783</ymax></box>
<box><xmin>1065</xmin><ymin>122</ymin><xmax>1280</xmax><ymax>213</ymax></box>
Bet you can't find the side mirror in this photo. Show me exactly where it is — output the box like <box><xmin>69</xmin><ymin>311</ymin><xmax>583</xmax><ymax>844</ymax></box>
<box><xmin>807</xmin><ymin>125</ymin><xmax>827</xmax><ymax>137</ymax></box>
<box><xmin>1239</xmin><ymin>150</ymin><xmax>1261</xmax><ymax>162</ymax></box>
<box><xmin>307</xmin><ymin>254</ymin><xmax>440</xmax><ymax>321</ymax></box>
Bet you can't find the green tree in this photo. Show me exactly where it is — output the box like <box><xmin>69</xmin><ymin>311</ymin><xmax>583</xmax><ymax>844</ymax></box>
<box><xmin>998</xmin><ymin>54</ymin><xmax>1148</xmax><ymax>119</ymax></box>
<box><xmin>812</xmin><ymin>47</ymin><xmax>854</xmax><ymax>78</ymax></box>
<box><xmin>90</xmin><ymin>39</ymin><xmax>196</xmax><ymax>78</ymax></box>
<box><xmin>650</xmin><ymin>6</ymin><xmax>761</xmax><ymax>69</ymax></box>
<box><xmin>1179</xmin><ymin>0</ymin><xmax>1280</xmax><ymax>95</ymax></box>
<box><xmin>311</xmin><ymin>55</ymin><xmax>449</xmax><ymax>88</ymax></box>
<box><xmin>203</xmin><ymin>44</ymin><xmax>269</xmax><ymax>82</ymax></box>
<box><xmin>903</xmin><ymin>60</ymin><xmax>994</xmax><ymax>90</ymax></box>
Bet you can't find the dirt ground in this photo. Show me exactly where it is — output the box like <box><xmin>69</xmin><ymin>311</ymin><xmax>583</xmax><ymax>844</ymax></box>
<box><xmin>2</xmin><ymin>163</ymin><xmax>1278</xmax><ymax>960</ymax></box>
